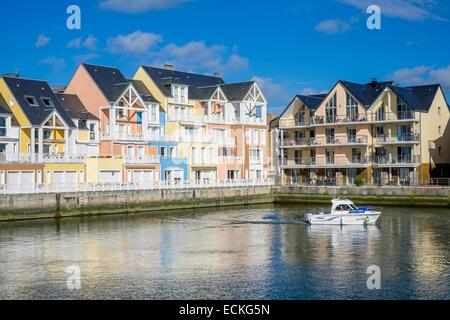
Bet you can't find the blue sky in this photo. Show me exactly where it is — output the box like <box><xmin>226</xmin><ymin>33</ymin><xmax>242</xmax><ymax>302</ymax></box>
<box><xmin>1</xmin><ymin>0</ymin><xmax>450</xmax><ymax>114</ymax></box>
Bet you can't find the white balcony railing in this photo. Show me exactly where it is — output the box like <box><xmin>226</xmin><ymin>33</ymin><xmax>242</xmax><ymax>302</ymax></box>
<box><xmin>0</xmin><ymin>179</ymin><xmax>275</xmax><ymax>195</ymax></box>
<box><xmin>0</xmin><ymin>153</ymin><xmax>87</xmax><ymax>164</ymax></box>
<box><xmin>217</xmin><ymin>156</ymin><xmax>243</xmax><ymax>164</ymax></box>
<box><xmin>123</xmin><ymin>155</ymin><xmax>159</xmax><ymax>164</ymax></box>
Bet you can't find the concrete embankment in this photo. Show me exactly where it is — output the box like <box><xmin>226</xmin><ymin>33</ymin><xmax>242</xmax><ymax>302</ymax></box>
<box><xmin>0</xmin><ymin>186</ymin><xmax>274</xmax><ymax>221</ymax></box>
<box><xmin>1</xmin><ymin>185</ymin><xmax>450</xmax><ymax>222</ymax></box>
<box><xmin>273</xmin><ymin>186</ymin><xmax>450</xmax><ymax>208</ymax></box>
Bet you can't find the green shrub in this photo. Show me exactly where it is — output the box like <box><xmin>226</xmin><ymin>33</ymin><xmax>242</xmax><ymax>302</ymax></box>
<box><xmin>354</xmin><ymin>178</ymin><xmax>365</xmax><ymax>187</ymax></box>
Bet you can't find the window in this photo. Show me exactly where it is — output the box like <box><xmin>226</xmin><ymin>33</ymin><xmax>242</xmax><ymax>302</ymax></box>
<box><xmin>127</xmin><ymin>146</ymin><xmax>134</xmax><ymax>157</ymax></box>
<box><xmin>347</xmin><ymin>128</ymin><xmax>356</xmax><ymax>143</ymax></box>
<box><xmin>25</xmin><ymin>96</ymin><xmax>38</xmax><ymax>107</ymax></box>
<box><xmin>191</xmin><ymin>147</ymin><xmax>197</xmax><ymax>163</ymax></box>
<box><xmin>209</xmin><ymin>148</ymin><xmax>214</xmax><ymax>163</ymax></box>
<box><xmin>172</xmin><ymin>85</ymin><xmax>188</xmax><ymax>104</ymax></box>
<box><xmin>245</xmin><ymin>129</ymin><xmax>251</xmax><ymax>144</ymax></box>
<box><xmin>325</xmin><ymin>93</ymin><xmax>337</xmax><ymax>123</ymax></box>
<box><xmin>138</xmin><ymin>146</ymin><xmax>145</xmax><ymax>157</ymax></box>
<box><xmin>439</xmin><ymin>147</ymin><xmax>442</xmax><ymax>156</ymax></box>
<box><xmin>438</xmin><ymin>126</ymin><xmax>442</xmax><ymax>135</ymax></box>
<box><xmin>41</xmin><ymin>97</ymin><xmax>54</xmax><ymax>108</ymax></box>
<box><xmin>346</xmin><ymin>93</ymin><xmax>358</xmax><ymax>120</ymax></box>
<box><xmin>161</xmin><ymin>147</ymin><xmax>167</xmax><ymax>158</ymax></box>
<box><xmin>397</xmin><ymin>97</ymin><xmax>411</xmax><ymax>119</ymax></box>
<box><xmin>89</xmin><ymin>123</ymin><xmax>96</xmax><ymax>140</ymax></box>
<box><xmin>253</xmin><ymin>129</ymin><xmax>259</xmax><ymax>145</ymax></box>
<box><xmin>43</xmin><ymin>130</ymin><xmax>51</xmax><ymax>140</ymax></box>
<box><xmin>260</xmin><ymin>129</ymin><xmax>266</xmax><ymax>145</ymax></box>
<box><xmin>149</xmin><ymin>105</ymin><xmax>158</xmax><ymax>122</ymax></box>
<box><xmin>375</xmin><ymin>126</ymin><xmax>384</xmax><ymax>138</ymax></box>
<box><xmin>438</xmin><ymin>107</ymin><xmax>442</xmax><ymax>116</ymax></box>
<box><xmin>117</xmin><ymin>109</ymin><xmax>125</xmax><ymax>119</ymax></box>
<box><xmin>170</xmin><ymin>147</ymin><xmax>176</xmax><ymax>158</ymax></box>
<box><xmin>0</xmin><ymin>117</ymin><xmax>6</xmax><ymax>137</ymax></box>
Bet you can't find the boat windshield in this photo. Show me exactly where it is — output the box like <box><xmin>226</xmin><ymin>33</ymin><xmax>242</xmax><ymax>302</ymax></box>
<box><xmin>349</xmin><ymin>204</ymin><xmax>358</xmax><ymax>210</ymax></box>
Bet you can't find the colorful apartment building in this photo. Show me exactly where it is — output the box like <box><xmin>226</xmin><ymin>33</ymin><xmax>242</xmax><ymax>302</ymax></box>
<box><xmin>134</xmin><ymin>65</ymin><xmax>269</xmax><ymax>182</ymax></box>
<box><xmin>0</xmin><ymin>76</ymin><xmax>87</xmax><ymax>188</ymax></box>
<box><xmin>65</xmin><ymin>63</ymin><xmax>161</xmax><ymax>184</ymax></box>
<box><xmin>278</xmin><ymin>80</ymin><xmax>450</xmax><ymax>186</ymax></box>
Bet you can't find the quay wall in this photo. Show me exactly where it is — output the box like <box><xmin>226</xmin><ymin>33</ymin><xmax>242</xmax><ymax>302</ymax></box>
<box><xmin>1</xmin><ymin>185</ymin><xmax>450</xmax><ymax>221</ymax></box>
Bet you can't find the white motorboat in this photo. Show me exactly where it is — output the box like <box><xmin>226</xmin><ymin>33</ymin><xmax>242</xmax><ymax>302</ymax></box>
<box><xmin>304</xmin><ymin>199</ymin><xmax>382</xmax><ymax>225</ymax></box>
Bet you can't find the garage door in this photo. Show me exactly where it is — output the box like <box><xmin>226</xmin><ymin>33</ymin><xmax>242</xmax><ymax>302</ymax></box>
<box><xmin>52</xmin><ymin>171</ymin><xmax>77</xmax><ymax>185</ymax></box>
<box><xmin>7</xmin><ymin>171</ymin><xmax>34</xmax><ymax>185</ymax></box>
<box><xmin>100</xmin><ymin>171</ymin><xmax>121</xmax><ymax>183</ymax></box>
<box><xmin>133</xmin><ymin>171</ymin><xmax>154</xmax><ymax>185</ymax></box>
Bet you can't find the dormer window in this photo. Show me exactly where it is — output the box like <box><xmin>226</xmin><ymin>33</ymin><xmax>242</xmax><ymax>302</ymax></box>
<box><xmin>172</xmin><ymin>85</ymin><xmax>188</xmax><ymax>104</ymax></box>
<box><xmin>25</xmin><ymin>96</ymin><xmax>38</xmax><ymax>107</ymax></box>
<box><xmin>41</xmin><ymin>97</ymin><xmax>54</xmax><ymax>108</ymax></box>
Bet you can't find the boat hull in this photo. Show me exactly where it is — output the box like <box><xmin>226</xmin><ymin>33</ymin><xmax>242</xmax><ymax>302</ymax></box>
<box><xmin>305</xmin><ymin>212</ymin><xmax>381</xmax><ymax>225</ymax></box>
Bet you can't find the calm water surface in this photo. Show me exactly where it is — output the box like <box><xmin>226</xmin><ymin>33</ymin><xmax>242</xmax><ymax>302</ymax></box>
<box><xmin>0</xmin><ymin>205</ymin><xmax>449</xmax><ymax>300</ymax></box>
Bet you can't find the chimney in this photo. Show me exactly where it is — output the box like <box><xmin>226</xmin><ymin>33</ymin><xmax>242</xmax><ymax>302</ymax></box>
<box><xmin>214</xmin><ymin>72</ymin><xmax>221</xmax><ymax>78</ymax></box>
<box><xmin>370</xmin><ymin>78</ymin><xmax>378</xmax><ymax>87</ymax></box>
<box><xmin>163</xmin><ymin>64</ymin><xmax>174</xmax><ymax>70</ymax></box>
<box><xmin>1</xmin><ymin>72</ymin><xmax>20</xmax><ymax>78</ymax></box>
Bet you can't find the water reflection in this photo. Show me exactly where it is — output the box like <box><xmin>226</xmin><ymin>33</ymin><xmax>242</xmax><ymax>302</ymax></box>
<box><xmin>0</xmin><ymin>205</ymin><xmax>448</xmax><ymax>300</ymax></box>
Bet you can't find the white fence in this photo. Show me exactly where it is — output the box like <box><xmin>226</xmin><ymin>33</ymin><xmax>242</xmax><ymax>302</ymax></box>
<box><xmin>0</xmin><ymin>179</ymin><xmax>275</xmax><ymax>195</ymax></box>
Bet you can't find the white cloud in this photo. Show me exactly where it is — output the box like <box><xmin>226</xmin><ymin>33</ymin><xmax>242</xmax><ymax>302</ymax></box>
<box><xmin>99</xmin><ymin>0</ymin><xmax>190</xmax><ymax>13</ymax></box>
<box><xmin>315</xmin><ymin>17</ymin><xmax>358</xmax><ymax>34</ymax></box>
<box><xmin>83</xmin><ymin>35</ymin><xmax>98</xmax><ymax>50</ymax></box>
<box><xmin>151</xmin><ymin>41</ymin><xmax>249</xmax><ymax>75</ymax></box>
<box><xmin>252</xmin><ymin>76</ymin><xmax>293</xmax><ymax>113</ymax></box>
<box><xmin>107</xmin><ymin>31</ymin><xmax>162</xmax><ymax>55</ymax></box>
<box><xmin>388</xmin><ymin>64</ymin><xmax>450</xmax><ymax>90</ymax></box>
<box><xmin>38</xmin><ymin>57</ymin><xmax>66</xmax><ymax>71</ymax></box>
<box><xmin>67</xmin><ymin>35</ymin><xmax>98</xmax><ymax>50</ymax></box>
<box><xmin>299</xmin><ymin>87</ymin><xmax>327</xmax><ymax>96</ymax></box>
<box><xmin>36</xmin><ymin>34</ymin><xmax>50</xmax><ymax>48</ymax></box>
<box><xmin>72</xmin><ymin>53</ymin><xmax>100</xmax><ymax>65</ymax></box>
<box><xmin>337</xmin><ymin>0</ymin><xmax>447</xmax><ymax>21</ymax></box>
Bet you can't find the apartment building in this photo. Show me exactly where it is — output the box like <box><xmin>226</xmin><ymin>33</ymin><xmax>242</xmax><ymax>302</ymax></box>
<box><xmin>0</xmin><ymin>76</ymin><xmax>87</xmax><ymax>188</ymax></box>
<box><xmin>278</xmin><ymin>80</ymin><xmax>450</xmax><ymax>186</ymax></box>
<box><xmin>134</xmin><ymin>64</ymin><xmax>269</xmax><ymax>182</ymax></box>
<box><xmin>65</xmin><ymin>63</ymin><xmax>161</xmax><ymax>184</ymax></box>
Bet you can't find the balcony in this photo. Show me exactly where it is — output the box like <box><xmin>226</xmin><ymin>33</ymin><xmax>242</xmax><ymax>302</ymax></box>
<box><xmin>374</xmin><ymin>155</ymin><xmax>420</xmax><ymax>167</ymax></box>
<box><xmin>0</xmin><ymin>152</ymin><xmax>87</xmax><ymax>164</ymax></box>
<box><xmin>167</xmin><ymin>113</ymin><xmax>205</xmax><ymax>124</ymax></box>
<box><xmin>368</xmin><ymin>111</ymin><xmax>418</xmax><ymax>123</ymax></box>
<box><xmin>375</xmin><ymin>134</ymin><xmax>420</xmax><ymax>145</ymax></box>
<box><xmin>311</xmin><ymin>114</ymin><xmax>368</xmax><ymax>126</ymax></box>
<box><xmin>217</xmin><ymin>156</ymin><xmax>243</xmax><ymax>165</ymax></box>
<box><xmin>102</xmin><ymin>131</ymin><xmax>145</xmax><ymax>142</ymax></box>
<box><xmin>280</xmin><ymin>156</ymin><xmax>369</xmax><ymax>168</ymax></box>
<box><xmin>282</xmin><ymin>135</ymin><xmax>369</xmax><ymax>147</ymax></box>
<box><xmin>250</xmin><ymin>157</ymin><xmax>263</xmax><ymax>165</ymax></box>
<box><xmin>123</xmin><ymin>155</ymin><xmax>159</xmax><ymax>164</ymax></box>
<box><xmin>279</xmin><ymin>119</ymin><xmax>308</xmax><ymax>128</ymax></box>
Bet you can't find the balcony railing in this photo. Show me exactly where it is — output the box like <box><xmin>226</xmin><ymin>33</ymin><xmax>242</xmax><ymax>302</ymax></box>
<box><xmin>282</xmin><ymin>135</ymin><xmax>368</xmax><ymax>147</ymax></box>
<box><xmin>281</xmin><ymin>156</ymin><xmax>369</xmax><ymax>167</ymax></box>
<box><xmin>123</xmin><ymin>155</ymin><xmax>159</xmax><ymax>164</ymax></box>
<box><xmin>102</xmin><ymin>131</ymin><xmax>144</xmax><ymax>141</ymax></box>
<box><xmin>375</xmin><ymin>134</ymin><xmax>420</xmax><ymax>144</ymax></box>
<box><xmin>217</xmin><ymin>156</ymin><xmax>243</xmax><ymax>164</ymax></box>
<box><xmin>312</xmin><ymin>114</ymin><xmax>368</xmax><ymax>125</ymax></box>
<box><xmin>167</xmin><ymin>113</ymin><xmax>205</xmax><ymax>123</ymax></box>
<box><xmin>374</xmin><ymin>155</ymin><xmax>420</xmax><ymax>165</ymax></box>
<box><xmin>369</xmin><ymin>111</ymin><xmax>417</xmax><ymax>122</ymax></box>
<box><xmin>0</xmin><ymin>152</ymin><xmax>87</xmax><ymax>164</ymax></box>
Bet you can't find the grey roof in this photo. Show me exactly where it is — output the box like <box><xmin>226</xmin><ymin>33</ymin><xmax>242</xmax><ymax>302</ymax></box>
<box><xmin>0</xmin><ymin>93</ymin><xmax>11</xmax><ymax>114</ymax></box>
<box><xmin>141</xmin><ymin>66</ymin><xmax>225</xmax><ymax>99</ymax></box>
<box><xmin>405</xmin><ymin>84</ymin><xmax>440</xmax><ymax>112</ymax></box>
<box><xmin>295</xmin><ymin>94</ymin><xmax>325</xmax><ymax>111</ymax></box>
<box><xmin>55</xmin><ymin>93</ymin><xmax>98</xmax><ymax>129</ymax></box>
<box><xmin>83</xmin><ymin>63</ymin><xmax>158</xmax><ymax>103</ymax></box>
<box><xmin>194</xmin><ymin>86</ymin><xmax>218</xmax><ymax>100</ymax></box>
<box><xmin>219</xmin><ymin>81</ymin><xmax>255</xmax><ymax>101</ymax></box>
<box><xmin>339</xmin><ymin>80</ymin><xmax>393</xmax><ymax>109</ymax></box>
<box><xmin>2</xmin><ymin>76</ymin><xmax>76</xmax><ymax>128</ymax></box>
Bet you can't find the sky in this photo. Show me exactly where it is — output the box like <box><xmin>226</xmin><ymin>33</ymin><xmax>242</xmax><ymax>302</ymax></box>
<box><xmin>1</xmin><ymin>0</ymin><xmax>450</xmax><ymax>114</ymax></box>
